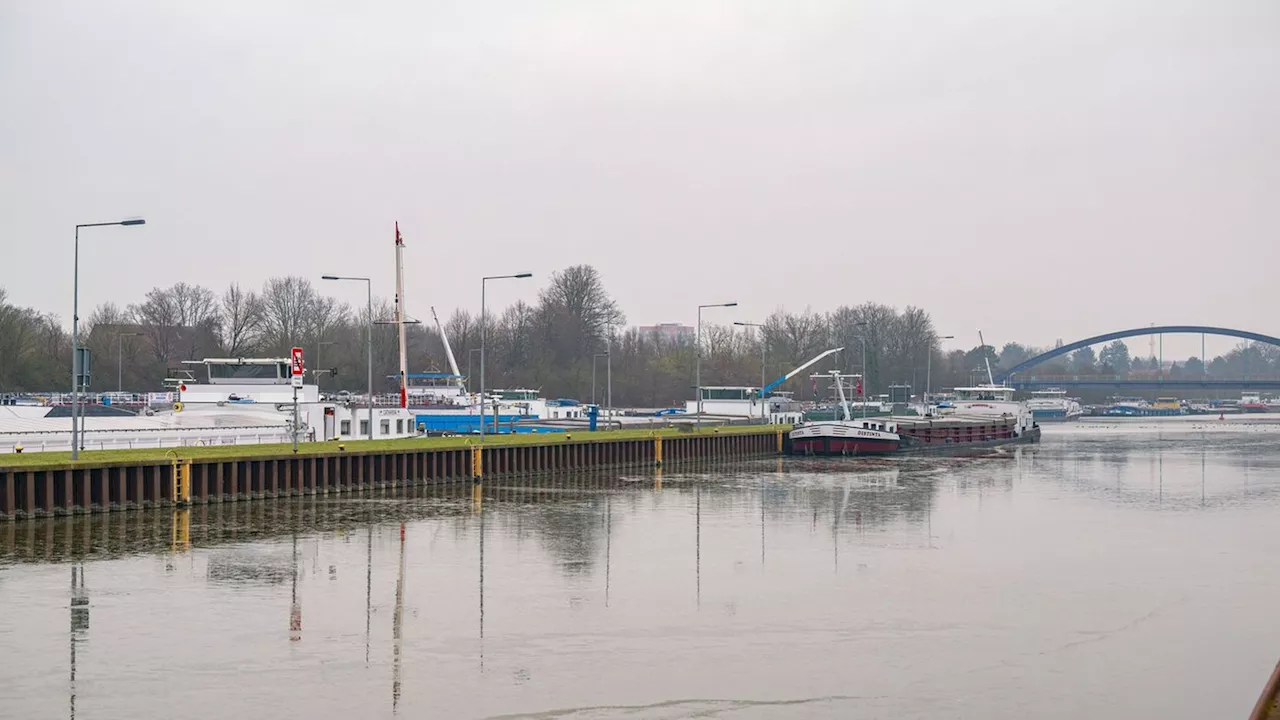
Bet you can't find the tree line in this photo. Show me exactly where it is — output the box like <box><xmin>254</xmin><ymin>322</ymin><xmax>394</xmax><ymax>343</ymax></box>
<box><xmin>1</xmin><ymin>274</ymin><xmax>1277</xmax><ymax>404</ymax></box>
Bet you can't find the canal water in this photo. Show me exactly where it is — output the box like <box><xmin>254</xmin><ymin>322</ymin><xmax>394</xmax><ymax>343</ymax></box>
<box><xmin>3</xmin><ymin>422</ymin><xmax>1280</xmax><ymax>719</ymax></box>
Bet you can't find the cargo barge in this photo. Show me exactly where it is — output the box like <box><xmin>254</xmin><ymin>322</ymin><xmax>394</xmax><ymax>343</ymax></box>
<box><xmin>789</xmin><ymin>374</ymin><xmax>1040</xmax><ymax>456</ymax></box>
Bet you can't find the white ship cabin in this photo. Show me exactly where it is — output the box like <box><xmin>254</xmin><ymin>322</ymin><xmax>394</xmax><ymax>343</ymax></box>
<box><xmin>952</xmin><ymin>386</ymin><xmax>1017</xmax><ymax>403</ymax></box>
<box><xmin>949</xmin><ymin>385</ymin><xmax>1035</xmax><ymax>433</ymax></box>
<box><xmin>173</xmin><ymin>358</ymin><xmax>319</xmax><ymax>405</ymax></box>
<box><xmin>852</xmin><ymin>418</ymin><xmax>899</xmax><ymax>434</ymax></box>
<box><xmin>167</xmin><ymin>358</ymin><xmax>420</xmax><ymax>443</ymax></box>
<box><xmin>330</xmin><ymin>407</ymin><xmax>423</xmax><ymax>441</ymax></box>
<box><xmin>492</xmin><ymin>389</ymin><xmax>546</xmax><ymax>418</ymax></box>
<box><xmin>544</xmin><ymin>399</ymin><xmax>588</xmax><ymax>420</ymax></box>
<box><xmin>404</xmin><ymin>373</ymin><xmax>470</xmax><ymax>405</ymax></box>
<box><xmin>686</xmin><ymin>387</ymin><xmax>804</xmax><ymax>423</ymax></box>
<box><xmin>1029</xmin><ymin>388</ymin><xmax>1068</xmax><ymax>398</ymax></box>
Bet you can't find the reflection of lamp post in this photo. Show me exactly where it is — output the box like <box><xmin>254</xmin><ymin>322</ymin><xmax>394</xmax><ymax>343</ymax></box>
<box><xmin>925</xmin><ymin>335</ymin><xmax>954</xmax><ymax>405</ymax></box>
<box><xmin>116</xmin><ymin>331</ymin><xmax>142</xmax><ymax>392</ymax></box>
<box><xmin>734</xmin><ymin>321</ymin><xmax>767</xmax><ymax>423</ymax></box>
<box><xmin>72</xmin><ymin>217</ymin><xmax>145</xmax><ymax>459</ymax></box>
<box><xmin>322</xmin><ymin>275</ymin><xmax>374</xmax><ymax>440</ymax></box>
<box><xmin>696</xmin><ymin>302</ymin><xmax>737</xmax><ymax>430</ymax></box>
<box><xmin>480</xmin><ymin>273</ymin><xmax>532</xmax><ymax>440</ymax></box>
<box><xmin>69</xmin><ymin>563</ymin><xmax>89</xmax><ymax>718</ymax></box>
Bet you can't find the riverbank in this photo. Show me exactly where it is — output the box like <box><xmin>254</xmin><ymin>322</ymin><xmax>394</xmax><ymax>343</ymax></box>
<box><xmin>0</xmin><ymin>426</ymin><xmax>788</xmax><ymax>519</ymax></box>
<box><xmin>0</xmin><ymin>425</ymin><xmax>788</xmax><ymax>471</ymax></box>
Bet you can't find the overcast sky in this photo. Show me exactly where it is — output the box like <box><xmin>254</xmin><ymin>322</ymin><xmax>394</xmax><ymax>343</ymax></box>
<box><xmin>2</xmin><ymin>0</ymin><xmax>1276</xmax><ymax>359</ymax></box>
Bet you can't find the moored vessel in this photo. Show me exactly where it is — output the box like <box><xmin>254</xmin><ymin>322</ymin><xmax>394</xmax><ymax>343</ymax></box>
<box><xmin>1026</xmin><ymin>388</ymin><xmax>1083</xmax><ymax>422</ymax></box>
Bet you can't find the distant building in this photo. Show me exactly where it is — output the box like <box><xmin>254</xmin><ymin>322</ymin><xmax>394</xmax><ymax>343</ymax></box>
<box><xmin>638</xmin><ymin>323</ymin><xmax>695</xmax><ymax>346</ymax></box>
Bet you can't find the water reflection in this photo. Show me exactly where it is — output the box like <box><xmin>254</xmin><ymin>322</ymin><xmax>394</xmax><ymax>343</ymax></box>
<box><xmin>3</xmin><ymin>434</ymin><xmax>1280</xmax><ymax>719</ymax></box>
<box><xmin>69</xmin><ymin>564</ymin><xmax>88</xmax><ymax>720</ymax></box>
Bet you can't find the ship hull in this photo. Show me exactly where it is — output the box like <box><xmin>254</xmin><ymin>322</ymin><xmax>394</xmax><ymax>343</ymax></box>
<box><xmin>790</xmin><ymin>435</ymin><xmax>901</xmax><ymax>456</ymax></box>
<box><xmin>897</xmin><ymin>426</ymin><xmax>1040</xmax><ymax>454</ymax></box>
<box><xmin>788</xmin><ymin>415</ymin><xmax>1040</xmax><ymax>456</ymax></box>
<box><xmin>789</xmin><ymin>422</ymin><xmax>901</xmax><ymax>456</ymax></box>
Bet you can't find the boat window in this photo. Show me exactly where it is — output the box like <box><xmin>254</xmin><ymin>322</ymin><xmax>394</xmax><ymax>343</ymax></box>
<box><xmin>360</xmin><ymin>419</ymin><xmax>369</xmax><ymax>436</ymax></box>
<box><xmin>340</xmin><ymin>420</ymin><xmax>351</xmax><ymax>436</ymax></box>
<box><xmin>396</xmin><ymin>419</ymin><xmax>404</xmax><ymax>434</ymax></box>
<box><xmin>702</xmin><ymin>388</ymin><xmax>749</xmax><ymax>401</ymax></box>
<box><xmin>206</xmin><ymin>362</ymin><xmax>289</xmax><ymax>382</ymax></box>
<box><xmin>380</xmin><ymin>419</ymin><xmax>390</xmax><ymax>435</ymax></box>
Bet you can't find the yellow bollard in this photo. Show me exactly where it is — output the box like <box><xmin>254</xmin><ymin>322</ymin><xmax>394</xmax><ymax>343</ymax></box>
<box><xmin>776</xmin><ymin>430</ymin><xmax>784</xmax><ymax>454</ymax></box>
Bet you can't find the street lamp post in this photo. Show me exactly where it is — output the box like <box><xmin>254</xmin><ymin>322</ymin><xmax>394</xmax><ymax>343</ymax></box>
<box><xmin>593</xmin><ymin>352</ymin><xmax>610</xmax><ymax>406</ymax></box>
<box><xmin>466</xmin><ymin>348</ymin><xmax>481</xmax><ymax>394</ymax></box>
<box><xmin>852</xmin><ymin>333</ymin><xmax>867</xmax><ymax>419</ymax></box>
<box><xmin>480</xmin><ymin>273</ymin><xmax>532</xmax><ymax>441</ymax></box>
<box><xmin>322</xmin><ymin>275</ymin><xmax>374</xmax><ymax>440</ymax></box>
<box><xmin>116</xmin><ymin>331</ymin><xmax>142</xmax><ymax>393</ymax></box>
<box><xmin>605</xmin><ymin>326</ymin><xmax>613</xmax><ymax>429</ymax></box>
<box><xmin>315</xmin><ymin>340</ymin><xmax>336</xmax><ymax>393</ymax></box>
<box><xmin>71</xmin><ymin>218</ymin><xmax>145</xmax><ymax>459</ymax></box>
<box><xmin>734</xmin><ymin>321</ymin><xmax>767</xmax><ymax>424</ymax></box>
<box><xmin>696</xmin><ymin>302</ymin><xmax>737</xmax><ymax>430</ymax></box>
<box><xmin>925</xmin><ymin>335</ymin><xmax>955</xmax><ymax>406</ymax></box>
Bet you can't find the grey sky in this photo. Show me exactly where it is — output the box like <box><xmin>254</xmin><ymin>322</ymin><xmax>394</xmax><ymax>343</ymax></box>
<box><xmin>2</xmin><ymin>0</ymin><xmax>1276</xmax><ymax>360</ymax></box>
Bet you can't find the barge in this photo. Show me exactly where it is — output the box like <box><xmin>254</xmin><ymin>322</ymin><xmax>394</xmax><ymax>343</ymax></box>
<box><xmin>789</xmin><ymin>372</ymin><xmax>1040</xmax><ymax>456</ymax></box>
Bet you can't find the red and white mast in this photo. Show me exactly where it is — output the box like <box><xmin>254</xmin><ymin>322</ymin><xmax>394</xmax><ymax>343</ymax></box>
<box><xmin>395</xmin><ymin>222</ymin><xmax>409</xmax><ymax>409</ymax></box>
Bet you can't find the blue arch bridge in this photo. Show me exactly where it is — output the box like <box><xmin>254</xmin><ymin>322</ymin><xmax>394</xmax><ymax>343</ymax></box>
<box><xmin>992</xmin><ymin>326</ymin><xmax>1280</xmax><ymax>391</ymax></box>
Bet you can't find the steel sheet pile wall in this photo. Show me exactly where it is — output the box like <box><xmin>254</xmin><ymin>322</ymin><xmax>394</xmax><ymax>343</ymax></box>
<box><xmin>0</xmin><ymin>430</ymin><xmax>783</xmax><ymax>520</ymax></box>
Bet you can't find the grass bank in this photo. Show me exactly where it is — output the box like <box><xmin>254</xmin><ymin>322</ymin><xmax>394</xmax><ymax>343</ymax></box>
<box><xmin>0</xmin><ymin>425</ymin><xmax>790</xmax><ymax>471</ymax></box>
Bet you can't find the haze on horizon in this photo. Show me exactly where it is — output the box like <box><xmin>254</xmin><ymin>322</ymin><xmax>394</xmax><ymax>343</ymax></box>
<box><xmin>2</xmin><ymin>0</ymin><xmax>1276</xmax><ymax>360</ymax></box>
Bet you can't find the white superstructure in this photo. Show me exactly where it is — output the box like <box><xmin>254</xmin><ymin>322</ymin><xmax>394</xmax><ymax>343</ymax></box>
<box><xmin>0</xmin><ymin>357</ymin><xmax>422</xmax><ymax>454</ymax></box>
<box><xmin>684</xmin><ymin>387</ymin><xmax>804</xmax><ymax>424</ymax></box>
<box><xmin>1025</xmin><ymin>388</ymin><xmax>1083</xmax><ymax>422</ymax></box>
<box><xmin>942</xmin><ymin>385</ymin><xmax>1037</xmax><ymax>436</ymax></box>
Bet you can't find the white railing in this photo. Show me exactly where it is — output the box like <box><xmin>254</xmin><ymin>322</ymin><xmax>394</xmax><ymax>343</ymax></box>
<box><xmin>0</xmin><ymin>429</ymin><xmax>298</xmax><ymax>454</ymax></box>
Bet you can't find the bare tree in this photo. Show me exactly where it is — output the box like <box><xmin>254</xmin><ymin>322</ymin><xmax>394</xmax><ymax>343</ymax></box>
<box><xmin>129</xmin><ymin>283</ymin><xmax>220</xmax><ymax>365</ymax></box>
<box><xmin>219</xmin><ymin>283</ymin><xmax>264</xmax><ymax>356</ymax></box>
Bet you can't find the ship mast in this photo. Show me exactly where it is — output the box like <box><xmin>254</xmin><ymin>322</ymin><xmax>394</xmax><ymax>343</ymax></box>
<box><xmin>395</xmin><ymin>223</ymin><xmax>409</xmax><ymax>409</ymax></box>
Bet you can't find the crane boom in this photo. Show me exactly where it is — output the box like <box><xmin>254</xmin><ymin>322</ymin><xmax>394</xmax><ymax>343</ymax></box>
<box><xmin>431</xmin><ymin>306</ymin><xmax>465</xmax><ymax>390</ymax></box>
<box><xmin>760</xmin><ymin>347</ymin><xmax>845</xmax><ymax>396</ymax></box>
<box><xmin>978</xmin><ymin>329</ymin><xmax>995</xmax><ymax>385</ymax></box>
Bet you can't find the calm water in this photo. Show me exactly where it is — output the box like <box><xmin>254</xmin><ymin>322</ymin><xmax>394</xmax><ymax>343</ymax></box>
<box><xmin>3</xmin><ymin>423</ymin><xmax>1280</xmax><ymax>719</ymax></box>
